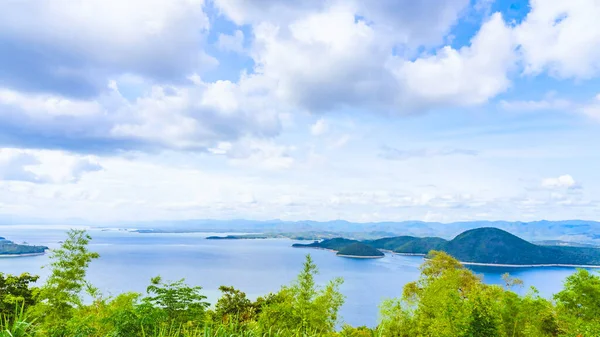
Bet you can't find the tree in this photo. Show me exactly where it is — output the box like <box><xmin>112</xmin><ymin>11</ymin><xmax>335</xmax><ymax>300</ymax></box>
<box><xmin>214</xmin><ymin>285</ymin><xmax>255</xmax><ymax>324</ymax></box>
<box><xmin>141</xmin><ymin>276</ymin><xmax>209</xmax><ymax>325</ymax></box>
<box><xmin>257</xmin><ymin>254</ymin><xmax>344</xmax><ymax>335</ymax></box>
<box><xmin>31</xmin><ymin>229</ymin><xmax>99</xmax><ymax>334</ymax></box>
<box><xmin>554</xmin><ymin>269</ymin><xmax>600</xmax><ymax>335</ymax></box>
<box><xmin>555</xmin><ymin>268</ymin><xmax>600</xmax><ymax>320</ymax></box>
<box><xmin>0</xmin><ymin>272</ymin><xmax>39</xmax><ymax>320</ymax></box>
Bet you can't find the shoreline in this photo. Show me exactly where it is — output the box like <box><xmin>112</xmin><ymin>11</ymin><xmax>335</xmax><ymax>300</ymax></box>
<box><xmin>337</xmin><ymin>254</ymin><xmax>384</xmax><ymax>259</ymax></box>
<box><xmin>0</xmin><ymin>252</ymin><xmax>47</xmax><ymax>258</ymax></box>
<box><xmin>296</xmin><ymin>245</ymin><xmax>600</xmax><ymax>268</ymax></box>
<box><xmin>292</xmin><ymin>246</ymin><xmax>338</xmax><ymax>252</ymax></box>
<box><xmin>458</xmin><ymin>261</ymin><xmax>600</xmax><ymax>268</ymax></box>
<box><xmin>354</xmin><ymin>250</ymin><xmax>600</xmax><ymax>268</ymax></box>
<box><xmin>382</xmin><ymin>250</ymin><xmax>426</xmax><ymax>256</ymax></box>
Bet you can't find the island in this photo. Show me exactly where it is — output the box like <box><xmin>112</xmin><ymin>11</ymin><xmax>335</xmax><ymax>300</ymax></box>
<box><xmin>0</xmin><ymin>237</ymin><xmax>48</xmax><ymax>257</ymax></box>
<box><xmin>293</xmin><ymin>227</ymin><xmax>600</xmax><ymax>267</ymax></box>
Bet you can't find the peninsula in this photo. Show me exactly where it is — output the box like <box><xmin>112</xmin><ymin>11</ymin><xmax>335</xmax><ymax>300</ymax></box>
<box><xmin>293</xmin><ymin>227</ymin><xmax>600</xmax><ymax>267</ymax></box>
<box><xmin>0</xmin><ymin>237</ymin><xmax>48</xmax><ymax>257</ymax></box>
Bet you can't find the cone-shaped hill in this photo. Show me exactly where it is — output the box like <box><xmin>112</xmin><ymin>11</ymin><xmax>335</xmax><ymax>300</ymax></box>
<box><xmin>444</xmin><ymin>227</ymin><xmax>600</xmax><ymax>265</ymax></box>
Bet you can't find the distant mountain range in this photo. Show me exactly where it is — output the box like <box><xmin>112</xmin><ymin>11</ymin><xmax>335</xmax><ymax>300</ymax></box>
<box><xmin>292</xmin><ymin>227</ymin><xmax>600</xmax><ymax>266</ymax></box>
<box><xmin>118</xmin><ymin>219</ymin><xmax>600</xmax><ymax>245</ymax></box>
<box><xmin>3</xmin><ymin>216</ymin><xmax>600</xmax><ymax>246</ymax></box>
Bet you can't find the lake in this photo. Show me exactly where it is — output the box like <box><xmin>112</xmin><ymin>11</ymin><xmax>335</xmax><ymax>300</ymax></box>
<box><xmin>0</xmin><ymin>226</ymin><xmax>589</xmax><ymax>327</ymax></box>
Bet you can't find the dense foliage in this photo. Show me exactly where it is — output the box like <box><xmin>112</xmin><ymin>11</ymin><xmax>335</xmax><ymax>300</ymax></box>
<box><xmin>1</xmin><ymin>230</ymin><xmax>600</xmax><ymax>336</ymax></box>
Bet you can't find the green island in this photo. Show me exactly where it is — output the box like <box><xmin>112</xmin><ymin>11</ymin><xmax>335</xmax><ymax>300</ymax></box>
<box><xmin>0</xmin><ymin>236</ymin><xmax>48</xmax><ymax>256</ymax></box>
<box><xmin>2</xmin><ymin>229</ymin><xmax>600</xmax><ymax>336</ymax></box>
<box><xmin>293</xmin><ymin>227</ymin><xmax>600</xmax><ymax>266</ymax></box>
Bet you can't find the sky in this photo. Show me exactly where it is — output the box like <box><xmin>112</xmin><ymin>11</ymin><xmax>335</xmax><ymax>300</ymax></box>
<box><xmin>1</xmin><ymin>0</ymin><xmax>600</xmax><ymax>223</ymax></box>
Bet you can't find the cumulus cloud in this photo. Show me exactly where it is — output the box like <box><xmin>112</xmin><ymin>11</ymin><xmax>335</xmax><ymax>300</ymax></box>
<box><xmin>0</xmin><ymin>149</ymin><xmax>102</xmax><ymax>183</ymax></box>
<box><xmin>248</xmin><ymin>6</ymin><xmax>516</xmax><ymax>114</ymax></box>
<box><xmin>515</xmin><ymin>0</ymin><xmax>600</xmax><ymax>79</ymax></box>
<box><xmin>380</xmin><ymin>146</ymin><xmax>478</xmax><ymax>160</ymax></box>
<box><xmin>349</xmin><ymin>0</ymin><xmax>470</xmax><ymax>48</ymax></box>
<box><xmin>250</xmin><ymin>5</ymin><xmax>396</xmax><ymax>112</ymax></box>
<box><xmin>215</xmin><ymin>0</ymin><xmax>469</xmax><ymax>48</ymax></box>
<box><xmin>394</xmin><ymin>13</ymin><xmax>516</xmax><ymax>110</ymax></box>
<box><xmin>0</xmin><ymin>0</ymin><xmax>213</xmax><ymax>97</ymax></box>
<box><xmin>541</xmin><ymin>175</ymin><xmax>581</xmax><ymax>190</ymax></box>
<box><xmin>0</xmin><ymin>75</ymin><xmax>282</xmax><ymax>153</ymax></box>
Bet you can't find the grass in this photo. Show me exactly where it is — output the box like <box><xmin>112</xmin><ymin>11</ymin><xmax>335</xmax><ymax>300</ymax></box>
<box><xmin>0</xmin><ymin>303</ymin><xmax>36</xmax><ymax>337</ymax></box>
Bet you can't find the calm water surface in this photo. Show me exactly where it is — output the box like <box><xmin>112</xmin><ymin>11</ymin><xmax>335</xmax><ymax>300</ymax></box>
<box><xmin>0</xmin><ymin>226</ymin><xmax>587</xmax><ymax>327</ymax></box>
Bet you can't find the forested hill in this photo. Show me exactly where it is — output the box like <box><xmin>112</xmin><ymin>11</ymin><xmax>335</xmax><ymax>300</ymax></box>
<box><xmin>336</xmin><ymin>243</ymin><xmax>384</xmax><ymax>258</ymax></box>
<box><xmin>444</xmin><ymin>227</ymin><xmax>600</xmax><ymax>265</ymax></box>
<box><xmin>294</xmin><ymin>227</ymin><xmax>600</xmax><ymax>266</ymax></box>
<box><xmin>0</xmin><ymin>237</ymin><xmax>48</xmax><ymax>255</ymax></box>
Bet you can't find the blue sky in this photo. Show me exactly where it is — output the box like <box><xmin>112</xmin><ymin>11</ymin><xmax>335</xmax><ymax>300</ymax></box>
<box><xmin>0</xmin><ymin>0</ymin><xmax>599</xmax><ymax>223</ymax></box>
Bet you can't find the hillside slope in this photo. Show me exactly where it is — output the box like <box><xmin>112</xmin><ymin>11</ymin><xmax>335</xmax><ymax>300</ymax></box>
<box><xmin>444</xmin><ymin>227</ymin><xmax>600</xmax><ymax>265</ymax></box>
<box><xmin>336</xmin><ymin>243</ymin><xmax>384</xmax><ymax>258</ymax></box>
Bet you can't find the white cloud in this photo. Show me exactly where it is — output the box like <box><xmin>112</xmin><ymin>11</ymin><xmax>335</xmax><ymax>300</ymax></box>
<box><xmin>310</xmin><ymin>119</ymin><xmax>328</xmax><ymax>136</ymax></box>
<box><xmin>251</xmin><ymin>4</ymin><xmax>395</xmax><ymax>112</ymax></box>
<box><xmin>0</xmin><ymin>89</ymin><xmax>104</xmax><ymax>117</ymax></box>
<box><xmin>395</xmin><ymin>13</ymin><xmax>516</xmax><ymax>109</ymax></box>
<box><xmin>0</xmin><ymin>149</ymin><xmax>102</xmax><ymax>183</ymax></box>
<box><xmin>215</xmin><ymin>0</ymin><xmax>469</xmax><ymax>48</ymax></box>
<box><xmin>217</xmin><ymin>30</ymin><xmax>245</xmax><ymax>53</ymax></box>
<box><xmin>0</xmin><ymin>0</ymin><xmax>213</xmax><ymax>96</ymax></box>
<box><xmin>541</xmin><ymin>174</ymin><xmax>580</xmax><ymax>189</ymax></box>
<box><xmin>515</xmin><ymin>0</ymin><xmax>600</xmax><ymax>79</ymax></box>
<box><xmin>349</xmin><ymin>0</ymin><xmax>470</xmax><ymax>48</ymax></box>
<box><xmin>0</xmin><ymin>74</ymin><xmax>283</xmax><ymax>152</ymax></box>
<box><xmin>248</xmin><ymin>6</ymin><xmax>517</xmax><ymax>114</ymax></box>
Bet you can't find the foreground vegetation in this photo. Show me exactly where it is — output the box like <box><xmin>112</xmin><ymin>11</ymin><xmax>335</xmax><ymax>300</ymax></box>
<box><xmin>1</xmin><ymin>230</ymin><xmax>599</xmax><ymax>336</ymax></box>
